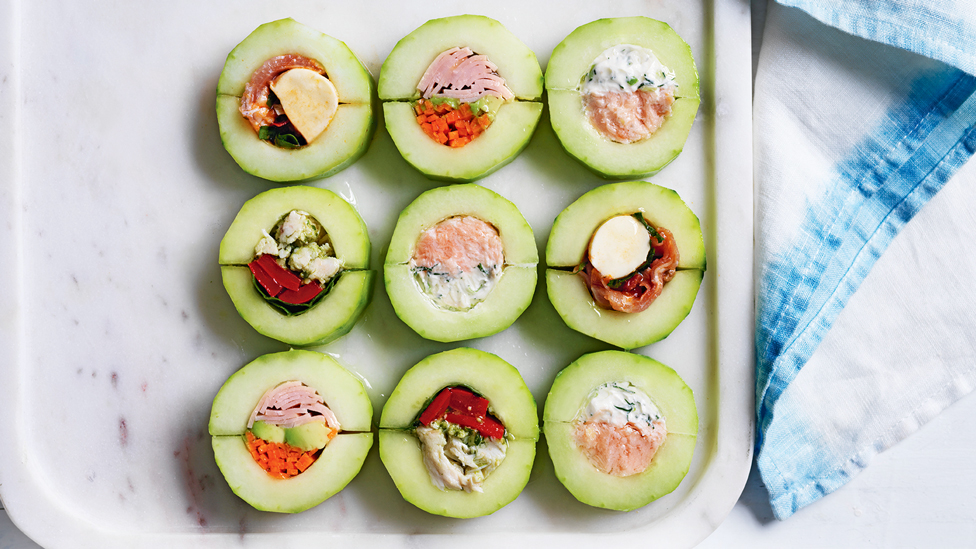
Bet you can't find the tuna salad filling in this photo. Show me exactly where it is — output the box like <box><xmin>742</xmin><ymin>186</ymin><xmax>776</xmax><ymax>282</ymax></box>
<box><xmin>413</xmin><ymin>47</ymin><xmax>513</xmax><ymax>147</ymax></box>
<box><xmin>575</xmin><ymin>213</ymin><xmax>678</xmax><ymax>314</ymax></box>
<box><xmin>249</xmin><ymin>209</ymin><xmax>343</xmax><ymax>313</ymax></box>
<box><xmin>414</xmin><ymin>386</ymin><xmax>508</xmax><ymax>493</ymax></box>
<box><xmin>240</xmin><ymin>54</ymin><xmax>340</xmax><ymax>148</ymax></box>
<box><xmin>245</xmin><ymin>380</ymin><xmax>340</xmax><ymax>479</ymax></box>
<box><xmin>410</xmin><ymin>215</ymin><xmax>504</xmax><ymax>311</ymax></box>
<box><xmin>581</xmin><ymin>45</ymin><xmax>677</xmax><ymax>144</ymax></box>
<box><xmin>572</xmin><ymin>381</ymin><xmax>667</xmax><ymax>477</ymax></box>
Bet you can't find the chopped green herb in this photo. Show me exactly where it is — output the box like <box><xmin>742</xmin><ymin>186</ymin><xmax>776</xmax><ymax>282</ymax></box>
<box><xmin>627</xmin><ymin>77</ymin><xmax>639</xmax><ymax>86</ymax></box>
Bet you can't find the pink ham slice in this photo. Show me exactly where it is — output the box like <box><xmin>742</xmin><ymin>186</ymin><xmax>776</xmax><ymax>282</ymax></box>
<box><xmin>247</xmin><ymin>380</ymin><xmax>339</xmax><ymax>430</ymax></box>
<box><xmin>417</xmin><ymin>47</ymin><xmax>515</xmax><ymax>102</ymax></box>
<box><xmin>239</xmin><ymin>54</ymin><xmax>326</xmax><ymax>132</ymax></box>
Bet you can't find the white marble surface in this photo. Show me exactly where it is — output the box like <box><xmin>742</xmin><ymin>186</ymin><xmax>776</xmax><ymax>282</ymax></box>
<box><xmin>0</xmin><ymin>0</ymin><xmax>753</xmax><ymax>547</ymax></box>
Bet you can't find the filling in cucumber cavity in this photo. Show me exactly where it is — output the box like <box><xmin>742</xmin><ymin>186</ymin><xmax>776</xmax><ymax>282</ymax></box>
<box><xmin>415</xmin><ymin>386</ymin><xmax>508</xmax><ymax>493</ymax></box>
<box><xmin>249</xmin><ymin>210</ymin><xmax>343</xmax><ymax>313</ymax></box>
<box><xmin>240</xmin><ymin>55</ymin><xmax>340</xmax><ymax>149</ymax></box>
<box><xmin>573</xmin><ymin>381</ymin><xmax>667</xmax><ymax>477</ymax></box>
<box><xmin>576</xmin><ymin>213</ymin><xmax>678</xmax><ymax>313</ymax></box>
<box><xmin>581</xmin><ymin>45</ymin><xmax>676</xmax><ymax>144</ymax></box>
<box><xmin>409</xmin><ymin>215</ymin><xmax>504</xmax><ymax>311</ymax></box>
<box><xmin>413</xmin><ymin>47</ymin><xmax>513</xmax><ymax>148</ymax></box>
<box><xmin>246</xmin><ymin>381</ymin><xmax>340</xmax><ymax>479</ymax></box>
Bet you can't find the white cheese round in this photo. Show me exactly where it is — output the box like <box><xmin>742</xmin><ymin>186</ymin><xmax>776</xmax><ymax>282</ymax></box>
<box><xmin>588</xmin><ymin>214</ymin><xmax>651</xmax><ymax>279</ymax></box>
<box><xmin>270</xmin><ymin>68</ymin><xmax>339</xmax><ymax>144</ymax></box>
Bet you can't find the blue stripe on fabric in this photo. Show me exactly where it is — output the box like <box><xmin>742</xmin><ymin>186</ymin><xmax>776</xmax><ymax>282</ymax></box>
<box><xmin>777</xmin><ymin>0</ymin><xmax>976</xmax><ymax>76</ymax></box>
<box><xmin>755</xmin><ymin>68</ymin><xmax>976</xmax><ymax>518</ymax></box>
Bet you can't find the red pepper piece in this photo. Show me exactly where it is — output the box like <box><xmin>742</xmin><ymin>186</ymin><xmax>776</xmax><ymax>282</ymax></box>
<box><xmin>418</xmin><ymin>388</ymin><xmax>452</xmax><ymax>425</ymax></box>
<box><xmin>277</xmin><ymin>280</ymin><xmax>322</xmax><ymax>304</ymax></box>
<box><xmin>449</xmin><ymin>388</ymin><xmax>489</xmax><ymax>417</ymax></box>
<box><xmin>257</xmin><ymin>254</ymin><xmax>301</xmax><ymax>291</ymax></box>
<box><xmin>445</xmin><ymin>412</ymin><xmax>483</xmax><ymax>432</ymax></box>
<box><xmin>476</xmin><ymin>415</ymin><xmax>505</xmax><ymax>440</ymax></box>
<box><xmin>248</xmin><ymin>260</ymin><xmax>282</xmax><ymax>296</ymax></box>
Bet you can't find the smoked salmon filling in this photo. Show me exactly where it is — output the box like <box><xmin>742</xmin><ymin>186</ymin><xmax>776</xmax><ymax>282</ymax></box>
<box><xmin>245</xmin><ymin>380</ymin><xmax>340</xmax><ymax>479</ymax></box>
<box><xmin>580</xmin><ymin>45</ymin><xmax>677</xmax><ymax>144</ymax></box>
<box><xmin>249</xmin><ymin>209</ymin><xmax>343</xmax><ymax>313</ymax></box>
<box><xmin>409</xmin><ymin>215</ymin><xmax>504</xmax><ymax>312</ymax></box>
<box><xmin>572</xmin><ymin>381</ymin><xmax>667</xmax><ymax>477</ymax></box>
<box><xmin>414</xmin><ymin>386</ymin><xmax>508</xmax><ymax>493</ymax></box>
<box><xmin>576</xmin><ymin>213</ymin><xmax>679</xmax><ymax>314</ymax></box>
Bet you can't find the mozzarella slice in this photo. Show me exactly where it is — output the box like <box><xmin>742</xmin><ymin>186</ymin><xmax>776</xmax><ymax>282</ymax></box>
<box><xmin>588</xmin><ymin>215</ymin><xmax>651</xmax><ymax>279</ymax></box>
<box><xmin>270</xmin><ymin>68</ymin><xmax>339</xmax><ymax>144</ymax></box>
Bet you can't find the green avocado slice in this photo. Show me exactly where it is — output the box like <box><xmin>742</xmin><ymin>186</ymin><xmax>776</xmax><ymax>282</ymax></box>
<box><xmin>209</xmin><ymin>350</ymin><xmax>374</xmax><ymax>513</ymax></box>
<box><xmin>219</xmin><ymin>186</ymin><xmax>373</xmax><ymax>346</ymax></box>
<box><xmin>216</xmin><ymin>18</ymin><xmax>376</xmax><ymax>182</ymax></box>
<box><xmin>379</xmin><ymin>348</ymin><xmax>538</xmax><ymax>518</ymax></box>
<box><xmin>384</xmin><ymin>184</ymin><xmax>537</xmax><ymax>342</ymax></box>
<box><xmin>545</xmin><ymin>17</ymin><xmax>700</xmax><ymax>179</ymax></box>
<box><xmin>543</xmin><ymin>350</ymin><xmax>698</xmax><ymax>511</ymax></box>
<box><xmin>379</xmin><ymin>15</ymin><xmax>543</xmax><ymax>182</ymax></box>
<box><xmin>545</xmin><ymin>181</ymin><xmax>704</xmax><ymax>349</ymax></box>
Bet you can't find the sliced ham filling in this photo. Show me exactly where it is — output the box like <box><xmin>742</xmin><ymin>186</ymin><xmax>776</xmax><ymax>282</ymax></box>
<box><xmin>418</xmin><ymin>46</ymin><xmax>514</xmax><ymax>102</ymax></box>
<box><xmin>247</xmin><ymin>380</ymin><xmax>339</xmax><ymax>431</ymax></box>
<box><xmin>240</xmin><ymin>54</ymin><xmax>326</xmax><ymax>132</ymax></box>
<box><xmin>580</xmin><ymin>225</ymin><xmax>679</xmax><ymax>314</ymax></box>
<box><xmin>585</xmin><ymin>86</ymin><xmax>675</xmax><ymax>144</ymax></box>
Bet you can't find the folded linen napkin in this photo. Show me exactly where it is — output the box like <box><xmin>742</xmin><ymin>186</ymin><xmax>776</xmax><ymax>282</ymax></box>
<box><xmin>755</xmin><ymin>0</ymin><xmax>976</xmax><ymax>519</ymax></box>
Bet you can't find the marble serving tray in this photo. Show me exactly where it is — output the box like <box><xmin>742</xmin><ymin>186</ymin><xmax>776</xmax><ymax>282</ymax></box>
<box><xmin>0</xmin><ymin>0</ymin><xmax>754</xmax><ymax>547</ymax></box>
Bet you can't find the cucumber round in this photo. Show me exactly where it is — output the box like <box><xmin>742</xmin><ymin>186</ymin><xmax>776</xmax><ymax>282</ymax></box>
<box><xmin>384</xmin><ymin>184</ymin><xmax>537</xmax><ymax>342</ymax></box>
<box><xmin>216</xmin><ymin>18</ymin><xmax>376</xmax><ymax>182</ymax></box>
<box><xmin>219</xmin><ymin>186</ymin><xmax>373</xmax><ymax>346</ymax></box>
<box><xmin>209</xmin><ymin>350</ymin><xmax>374</xmax><ymax>513</ymax></box>
<box><xmin>545</xmin><ymin>181</ymin><xmax>704</xmax><ymax>349</ymax></box>
<box><xmin>379</xmin><ymin>348</ymin><xmax>538</xmax><ymax>518</ymax></box>
<box><xmin>378</xmin><ymin>15</ymin><xmax>543</xmax><ymax>182</ymax></box>
<box><xmin>545</xmin><ymin>17</ymin><xmax>700</xmax><ymax>179</ymax></box>
<box><xmin>543</xmin><ymin>350</ymin><xmax>697</xmax><ymax>511</ymax></box>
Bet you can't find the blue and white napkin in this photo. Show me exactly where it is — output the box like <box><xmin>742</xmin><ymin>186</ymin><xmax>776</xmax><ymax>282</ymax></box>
<box><xmin>755</xmin><ymin>0</ymin><xmax>976</xmax><ymax>519</ymax></box>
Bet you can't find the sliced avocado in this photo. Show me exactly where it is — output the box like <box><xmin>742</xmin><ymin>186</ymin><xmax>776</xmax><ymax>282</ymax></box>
<box><xmin>378</xmin><ymin>15</ymin><xmax>543</xmax><ymax>182</ymax></box>
<box><xmin>218</xmin><ymin>186</ymin><xmax>373</xmax><ymax>346</ymax></box>
<box><xmin>250</xmin><ymin>420</ymin><xmax>285</xmax><ymax>443</ymax></box>
<box><xmin>284</xmin><ymin>421</ymin><xmax>330</xmax><ymax>451</ymax></box>
<box><xmin>379</xmin><ymin>348</ymin><xmax>538</xmax><ymax>517</ymax></box>
<box><xmin>543</xmin><ymin>350</ymin><xmax>698</xmax><ymax>511</ymax></box>
<box><xmin>216</xmin><ymin>18</ymin><xmax>376</xmax><ymax>182</ymax></box>
<box><xmin>545</xmin><ymin>181</ymin><xmax>704</xmax><ymax>349</ymax></box>
<box><xmin>209</xmin><ymin>350</ymin><xmax>374</xmax><ymax>513</ymax></box>
<box><xmin>384</xmin><ymin>184</ymin><xmax>537</xmax><ymax>342</ymax></box>
<box><xmin>545</xmin><ymin>17</ymin><xmax>700</xmax><ymax>179</ymax></box>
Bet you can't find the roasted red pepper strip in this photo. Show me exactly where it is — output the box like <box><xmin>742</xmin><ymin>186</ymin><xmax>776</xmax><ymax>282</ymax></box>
<box><xmin>248</xmin><ymin>260</ymin><xmax>282</xmax><ymax>296</ymax></box>
<box><xmin>418</xmin><ymin>388</ymin><xmax>453</xmax><ymax>425</ymax></box>
<box><xmin>449</xmin><ymin>388</ymin><xmax>489</xmax><ymax>417</ymax></box>
<box><xmin>257</xmin><ymin>253</ymin><xmax>301</xmax><ymax>291</ymax></box>
<box><xmin>476</xmin><ymin>415</ymin><xmax>505</xmax><ymax>439</ymax></box>
<box><xmin>277</xmin><ymin>280</ymin><xmax>322</xmax><ymax>304</ymax></box>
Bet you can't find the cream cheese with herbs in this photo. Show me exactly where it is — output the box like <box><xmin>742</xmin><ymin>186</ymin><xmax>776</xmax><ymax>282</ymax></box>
<box><xmin>578</xmin><ymin>381</ymin><xmax>664</xmax><ymax>430</ymax></box>
<box><xmin>581</xmin><ymin>45</ymin><xmax>676</xmax><ymax>95</ymax></box>
<box><xmin>416</xmin><ymin>419</ymin><xmax>508</xmax><ymax>493</ymax></box>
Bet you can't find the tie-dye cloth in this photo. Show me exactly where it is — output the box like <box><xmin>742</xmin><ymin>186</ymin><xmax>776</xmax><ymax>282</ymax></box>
<box><xmin>755</xmin><ymin>1</ymin><xmax>976</xmax><ymax>519</ymax></box>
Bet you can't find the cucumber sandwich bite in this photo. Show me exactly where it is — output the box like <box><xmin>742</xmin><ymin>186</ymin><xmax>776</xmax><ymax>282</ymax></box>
<box><xmin>546</xmin><ymin>17</ymin><xmax>699</xmax><ymax>179</ymax></box>
<box><xmin>209</xmin><ymin>350</ymin><xmax>373</xmax><ymax>513</ymax></box>
<box><xmin>379</xmin><ymin>348</ymin><xmax>538</xmax><ymax>518</ymax></box>
<box><xmin>379</xmin><ymin>15</ymin><xmax>544</xmax><ymax>182</ymax></box>
<box><xmin>216</xmin><ymin>18</ymin><xmax>376</xmax><ymax>182</ymax></box>
<box><xmin>546</xmin><ymin>181</ymin><xmax>705</xmax><ymax>349</ymax></box>
<box><xmin>384</xmin><ymin>184</ymin><xmax>537</xmax><ymax>342</ymax></box>
<box><xmin>219</xmin><ymin>186</ymin><xmax>374</xmax><ymax>346</ymax></box>
<box><xmin>543</xmin><ymin>350</ymin><xmax>698</xmax><ymax>511</ymax></box>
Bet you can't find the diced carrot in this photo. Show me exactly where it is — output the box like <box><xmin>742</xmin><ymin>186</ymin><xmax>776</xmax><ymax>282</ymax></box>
<box><xmin>296</xmin><ymin>453</ymin><xmax>315</xmax><ymax>472</ymax></box>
